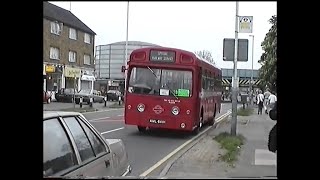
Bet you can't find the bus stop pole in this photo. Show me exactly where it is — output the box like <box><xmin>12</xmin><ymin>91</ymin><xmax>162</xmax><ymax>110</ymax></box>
<box><xmin>73</xmin><ymin>75</ymin><xmax>76</xmax><ymax>109</ymax></box>
<box><xmin>231</xmin><ymin>1</ymin><xmax>239</xmax><ymax>136</ymax></box>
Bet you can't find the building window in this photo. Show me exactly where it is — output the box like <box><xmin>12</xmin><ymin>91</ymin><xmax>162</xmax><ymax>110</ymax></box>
<box><xmin>50</xmin><ymin>21</ymin><xmax>62</xmax><ymax>35</ymax></box>
<box><xmin>69</xmin><ymin>28</ymin><xmax>77</xmax><ymax>40</ymax></box>
<box><xmin>84</xmin><ymin>33</ymin><xmax>91</xmax><ymax>44</ymax></box>
<box><xmin>50</xmin><ymin>47</ymin><xmax>60</xmax><ymax>60</ymax></box>
<box><xmin>84</xmin><ymin>54</ymin><xmax>91</xmax><ymax>65</ymax></box>
<box><xmin>69</xmin><ymin>51</ymin><xmax>77</xmax><ymax>63</ymax></box>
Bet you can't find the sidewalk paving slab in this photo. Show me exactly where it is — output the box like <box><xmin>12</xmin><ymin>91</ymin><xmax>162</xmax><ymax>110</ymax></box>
<box><xmin>165</xmin><ymin>107</ymin><xmax>277</xmax><ymax>178</ymax></box>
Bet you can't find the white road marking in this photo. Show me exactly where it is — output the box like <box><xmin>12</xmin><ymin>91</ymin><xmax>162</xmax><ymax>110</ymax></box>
<box><xmin>140</xmin><ymin>110</ymin><xmax>232</xmax><ymax>177</ymax></box>
<box><xmin>89</xmin><ymin>117</ymin><xmax>110</xmax><ymax>121</ymax></box>
<box><xmin>254</xmin><ymin>149</ymin><xmax>277</xmax><ymax>166</ymax></box>
<box><xmin>101</xmin><ymin>127</ymin><xmax>125</xmax><ymax>134</ymax></box>
<box><xmin>117</xmin><ymin>114</ymin><xmax>124</xmax><ymax>117</ymax></box>
<box><xmin>82</xmin><ymin>108</ymin><xmax>123</xmax><ymax>114</ymax></box>
<box><xmin>90</xmin><ymin>120</ymin><xmax>123</xmax><ymax>123</ymax></box>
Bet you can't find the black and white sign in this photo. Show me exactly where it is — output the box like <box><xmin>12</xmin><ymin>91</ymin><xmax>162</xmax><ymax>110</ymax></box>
<box><xmin>149</xmin><ymin>119</ymin><xmax>166</xmax><ymax>124</ymax></box>
<box><xmin>150</xmin><ymin>50</ymin><xmax>176</xmax><ymax>62</ymax></box>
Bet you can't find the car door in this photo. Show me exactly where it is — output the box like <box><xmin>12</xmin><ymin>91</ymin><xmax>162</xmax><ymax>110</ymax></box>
<box><xmin>62</xmin><ymin>116</ymin><xmax>114</xmax><ymax>177</ymax></box>
<box><xmin>43</xmin><ymin>118</ymin><xmax>83</xmax><ymax>177</ymax></box>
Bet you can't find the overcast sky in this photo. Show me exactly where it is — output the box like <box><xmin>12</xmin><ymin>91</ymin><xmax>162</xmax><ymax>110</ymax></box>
<box><xmin>49</xmin><ymin>1</ymin><xmax>276</xmax><ymax>70</ymax></box>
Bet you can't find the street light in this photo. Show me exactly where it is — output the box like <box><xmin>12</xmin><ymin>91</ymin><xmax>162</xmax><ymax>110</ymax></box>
<box><xmin>249</xmin><ymin>34</ymin><xmax>254</xmax><ymax>106</ymax></box>
<box><xmin>124</xmin><ymin>1</ymin><xmax>129</xmax><ymax>92</ymax></box>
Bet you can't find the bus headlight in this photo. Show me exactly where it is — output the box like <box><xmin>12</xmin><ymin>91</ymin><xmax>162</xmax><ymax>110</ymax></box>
<box><xmin>137</xmin><ymin>103</ymin><xmax>145</xmax><ymax>112</ymax></box>
<box><xmin>172</xmin><ymin>106</ymin><xmax>179</xmax><ymax>115</ymax></box>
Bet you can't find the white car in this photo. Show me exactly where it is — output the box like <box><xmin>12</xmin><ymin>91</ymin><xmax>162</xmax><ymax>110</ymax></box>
<box><xmin>43</xmin><ymin>111</ymin><xmax>131</xmax><ymax>178</ymax></box>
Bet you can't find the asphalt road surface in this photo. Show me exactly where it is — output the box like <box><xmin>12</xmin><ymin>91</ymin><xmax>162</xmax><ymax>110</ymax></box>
<box><xmin>82</xmin><ymin>103</ymin><xmax>233</xmax><ymax>176</ymax></box>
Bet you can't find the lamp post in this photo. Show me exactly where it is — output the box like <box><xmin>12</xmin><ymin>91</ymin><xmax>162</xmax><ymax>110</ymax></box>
<box><xmin>249</xmin><ymin>34</ymin><xmax>254</xmax><ymax>106</ymax></box>
<box><xmin>231</xmin><ymin>1</ymin><xmax>239</xmax><ymax>136</ymax></box>
<box><xmin>124</xmin><ymin>1</ymin><xmax>129</xmax><ymax>92</ymax></box>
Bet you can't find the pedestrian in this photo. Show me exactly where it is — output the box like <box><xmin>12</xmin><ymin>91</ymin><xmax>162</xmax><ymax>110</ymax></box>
<box><xmin>257</xmin><ymin>90</ymin><xmax>264</xmax><ymax>115</ymax></box>
<box><xmin>264</xmin><ymin>89</ymin><xmax>271</xmax><ymax>114</ymax></box>
<box><xmin>268</xmin><ymin>91</ymin><xmax>277</xmax><ymax>110</ymax></box>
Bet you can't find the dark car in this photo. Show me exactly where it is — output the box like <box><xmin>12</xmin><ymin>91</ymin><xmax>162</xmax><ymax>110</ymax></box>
<box><xmin>74</xmin><ymin>89</ymin><xmax>104</xmax><ymax>104</ymax></box>
<box><xmin>43</xmin><ymin>111</ymin><xmax>131</xmax><ymax>178</ymax></box>
<box><xmin>55</xmin><ymin>88</ymin><xmax>76</xmax><ymax>103</ymax></box>
<box><xmin>106</xmin><ymin>90</ymin><xmax>123</xmax><ymax>101</ymax></box>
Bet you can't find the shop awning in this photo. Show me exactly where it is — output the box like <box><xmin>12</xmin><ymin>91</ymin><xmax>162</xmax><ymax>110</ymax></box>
<box><xmin>81</xmin><ymin>75</ymin><xmax>95</xmax><ymax>81</ymax></box>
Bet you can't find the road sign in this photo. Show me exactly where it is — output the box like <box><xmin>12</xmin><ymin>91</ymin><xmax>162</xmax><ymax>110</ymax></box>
<box><xmin>223</xmin><ymin>38</ymin><xmax>248</xmax><ymax>61</ymax></box>
<box><xmin>239</xmin><ymin>16</ymin><xmax>253</xmax><ymax>33</ymax></box>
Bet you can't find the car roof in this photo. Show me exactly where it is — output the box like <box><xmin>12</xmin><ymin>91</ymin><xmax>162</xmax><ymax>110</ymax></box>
<box><xmin>43</xmin><ymin>111</ymin><xmax>81</xmax><ymax>120</ymax></box>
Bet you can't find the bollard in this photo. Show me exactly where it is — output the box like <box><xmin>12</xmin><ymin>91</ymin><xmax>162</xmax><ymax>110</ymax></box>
<box><xmin>89</xmin><ymin>97</ymin><xmax>93</xmax><ymax>107</ymax></box>
<box><xmin>80</xmin><ymin>96</ymin><xmax>83</xmax><ymax>108</ymax></box>
<box><xmin>118</xmin><ymin>96</ymin><xmax>121</xmax><ymax>106</ymax></box>
<box><xmin>104</xmin><ymin>96</ymin><xmax>107</xmax><ymax>107</ymax></box>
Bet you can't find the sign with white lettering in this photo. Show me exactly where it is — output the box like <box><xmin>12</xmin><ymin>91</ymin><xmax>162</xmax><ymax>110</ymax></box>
<box><xmin>150</xmin><ymin>50</ymin><xmax>176</xmax><ymax>62</ymax></box>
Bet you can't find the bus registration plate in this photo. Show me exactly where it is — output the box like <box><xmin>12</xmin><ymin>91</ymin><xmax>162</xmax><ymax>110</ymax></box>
<box><xmin>149</xmin><ymin>119</ymin><xmax>166</xmax><ymax>124</ymax></box>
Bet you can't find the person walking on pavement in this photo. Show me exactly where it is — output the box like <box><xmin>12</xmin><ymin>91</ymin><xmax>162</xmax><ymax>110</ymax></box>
<box><xmin>264</xmin><ymin>89</ymin><xmax>271</xmax><ymax>114</ymax></box>
<box><xmin>268</xmin><ymin>91</ymin><xmax>277</xmax><ymax>110</ymax></box>
<box><xmin>257</xmin><ymin>90</ymin><xmax>264</xmax><ymax>115</ymax></box>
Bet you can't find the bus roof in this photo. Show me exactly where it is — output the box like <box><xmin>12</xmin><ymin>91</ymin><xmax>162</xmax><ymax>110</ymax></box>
<box><xmin>131</xmin><ymin>46</ymin><xmax>221</xmax><ymax>71</ymax></box>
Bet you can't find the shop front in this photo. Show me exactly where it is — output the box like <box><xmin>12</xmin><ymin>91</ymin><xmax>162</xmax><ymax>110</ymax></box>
<box><xmin>81</xmin><ymin>74</ymin><xmax>95</xmax><ymax>92</ymax></box>
<box><xmin>64</xmin><ymin>66</ymin><xmax>81</xmax><ymax>91</ymax></box>
<box><xmin>44</xmin><ymin>64</ymin><xmax>63</xmax><ymax>101</ymax></box>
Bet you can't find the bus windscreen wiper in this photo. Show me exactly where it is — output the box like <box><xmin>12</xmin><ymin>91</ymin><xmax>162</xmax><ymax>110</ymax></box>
<box><xmin>147</xmin><ymin>66</ymin><xmax>157</xmax><ymax>77</ymax></box>
<box><xmin>166</xmin><ymin>84</ymin><xmax>179</xmax><ymax>100</ymax></box>
<box><xmin>147</xmin><ymin>66</ymin><xmax>178</xmax><ymax>99</ymax></box>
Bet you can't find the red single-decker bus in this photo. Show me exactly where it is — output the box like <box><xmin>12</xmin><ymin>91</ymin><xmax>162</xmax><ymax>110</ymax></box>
<box><xmin>124</xmin><ymin>47</ymin><xmax>222</xmax><ymax>134</ymax></box>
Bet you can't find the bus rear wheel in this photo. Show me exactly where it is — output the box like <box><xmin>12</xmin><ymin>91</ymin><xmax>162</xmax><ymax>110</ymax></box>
<box><xmin>208</xmin><ymin>107</ymin><xmax>216</xmax><ymax>126</ymax></box>
<box><xmin>138</xmin><ymin>126</ymin><xmax>146</xmax><ymax>133</ymax></box>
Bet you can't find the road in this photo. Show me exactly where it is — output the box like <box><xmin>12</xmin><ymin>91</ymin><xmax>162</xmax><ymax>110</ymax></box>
<box><xmin>43</xmin><ymin>101</ymin><xmax>115</xmax><ymax>111</ymax></box>
<box><xmin>82</xmin><ymin>103</ymin><xmax>233</xmax><ymax>176</ymax></box>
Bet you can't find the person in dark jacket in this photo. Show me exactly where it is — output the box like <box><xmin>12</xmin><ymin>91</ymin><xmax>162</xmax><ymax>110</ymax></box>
<box><xmin>268</xmin><ymin>102</ymin><xmax>277</xmax><ymax>153</ymax></box>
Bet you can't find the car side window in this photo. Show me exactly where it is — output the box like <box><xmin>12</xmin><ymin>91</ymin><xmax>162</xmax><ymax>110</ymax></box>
<box><xmin>43</xmin><ymin>118</ymin><xmax>78</xmax><ymax>177</ymax></box>
<box><xmin>77</xmin><ymin>117</ymin><xmax>109</xmax><ymax>155</ymax></box>
<box><xmin>63</xmin><ymin>116</ymin><xmax>95</xmax><ymax>162</ymax></box>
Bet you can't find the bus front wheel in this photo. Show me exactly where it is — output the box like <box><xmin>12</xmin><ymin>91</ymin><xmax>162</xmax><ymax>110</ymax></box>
<box><xmin>138</xmin><ymin>126</ymin><xmax>146</xmax><ymax>132</ymax></box>
<box><xmin>192</xmin><ymin>113</ymin><xmax>203</xmax><ymax>135</ymax></box>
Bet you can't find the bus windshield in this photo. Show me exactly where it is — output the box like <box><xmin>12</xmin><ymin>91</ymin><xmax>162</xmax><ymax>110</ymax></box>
<box><xmin>128</xmin><ymin>67</ymin><xmax>192</xmax><ymax>97</ymax></box>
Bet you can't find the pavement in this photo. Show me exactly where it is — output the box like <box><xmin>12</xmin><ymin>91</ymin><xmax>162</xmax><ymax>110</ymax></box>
<box><xmin>163</xmin><ymin>107</ymin><xmax>277</xmax><ymax>178</ymax></box>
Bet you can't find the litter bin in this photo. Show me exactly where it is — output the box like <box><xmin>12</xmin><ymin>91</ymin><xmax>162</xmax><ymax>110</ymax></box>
<box><xmin>241</xmin><ymin>94</ymin><xmax>248</xmax><ymax>109</ymax></box>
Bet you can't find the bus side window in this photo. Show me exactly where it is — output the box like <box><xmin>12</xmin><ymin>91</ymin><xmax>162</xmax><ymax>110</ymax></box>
<box><xmin>205</xmin><ymin>70</ymin><xmax>209</xmax><ymax>91</ymax></box>
<box><xmin>201</xmin><ymin>69</ymin><xmax>206</xmax><ymax>90</ymax></box>
<box><xmin>209</xmin><ymin>72</ymin><xmax>213</xmax><ymax>90</ymax></box>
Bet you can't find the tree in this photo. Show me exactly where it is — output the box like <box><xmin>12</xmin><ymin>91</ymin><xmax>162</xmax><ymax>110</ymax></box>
<box><xmin>258</xmin><ymin>15</ymin><xmax>277</xmax><ymax>92</ymax></box>
<box><xmin>195</xmin><ymin>50</ymin><xmax>216</xmax><ymax>65</ymax></box>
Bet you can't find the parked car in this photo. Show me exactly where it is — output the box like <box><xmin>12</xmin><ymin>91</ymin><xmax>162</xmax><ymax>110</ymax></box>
<box><xmin>43</xmin><ymin>111</ymin><xmax>131</xmax><ymax>178</ymax></box>
<box><xmin>106</xmin><ymin>90</ymin><xmax>123</xmax><ymax>101</ymax></box>
<box><xmin>43</xmin><ymin>91</ymin><xmax>52</xmax><ymax>104</ymax></box>
<box><xmin>74</xmin><ymin>89</ymin><xmax>105</xmax><ymax>104</ymax></box>
<box><xmin>55</xmin><ymin>88</ymin><xmax>76</xmax><ymax>103</ymax></box>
